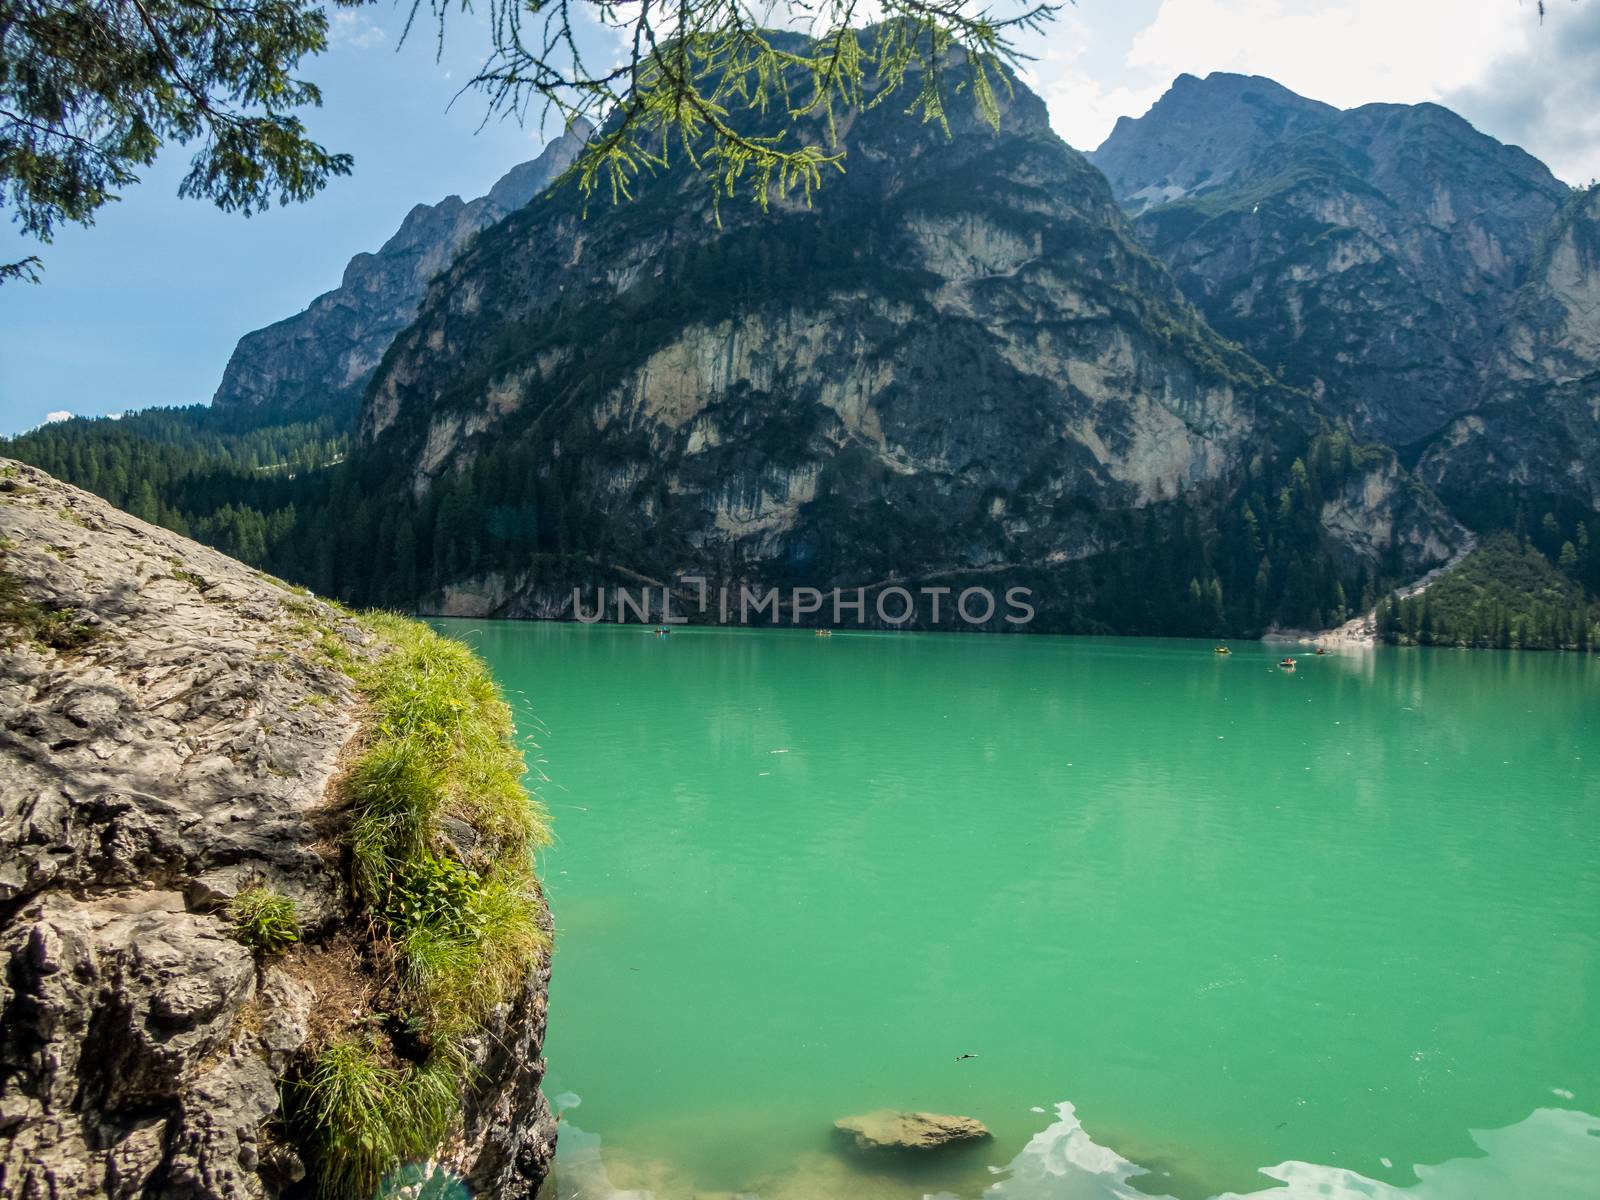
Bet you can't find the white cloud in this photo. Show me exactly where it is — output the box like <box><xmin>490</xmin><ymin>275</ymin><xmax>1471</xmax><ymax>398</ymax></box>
<box><xmin>1021</xmin><ymin>7</ymin><xmax>1167</xmax><ymax>153</ymax></box>
<box><xmin>43</xmin><ymin>410</ymin><xmax>72</xmax><ymax>424</ymax></box>
<box><xmin>329</xmin><ymin>10</ymin><xmax>386</xmax><ymax>50</ymax></box>
<box><xmin>1124</xmin><ymin>0</ymin><xmax>1528</xmax><ymax>110</ymax></box>
<box><xmin>1446</xmin><ymin>0</ymin><xmax>1600</xmax><ymax>184</ymax></box>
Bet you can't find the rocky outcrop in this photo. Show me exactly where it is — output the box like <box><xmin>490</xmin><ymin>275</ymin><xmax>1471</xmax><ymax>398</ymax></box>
<box><xmin>0</xmin><ymin>460</ymin><xmax>556</xmax><ymax>1199</ymax></box>
<box><xmin>1318</xmin><ymin>449</ymin><xmax>1459</xmax><ymax>569</ymax></box>
<box><xmin>833</xmin><ymin>1110</ymin><xmax>991</xmax><ymax>1151</ymax></box>
<box><xmin>1091</xmin><ymin>73</ymin><xmax>1571</xmax><ymax>448</ymax></box>
<box><xmin>211</xmin><ymin>121</ymin><xmax>592</xmax><ymax>414</ymax></box>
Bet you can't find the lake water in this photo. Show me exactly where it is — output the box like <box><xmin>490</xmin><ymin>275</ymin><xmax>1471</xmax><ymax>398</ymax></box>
<box><xmin>436</xmin><ymin>622</ymin><xmax>1600</xmax><ymax>1200</ymax></box>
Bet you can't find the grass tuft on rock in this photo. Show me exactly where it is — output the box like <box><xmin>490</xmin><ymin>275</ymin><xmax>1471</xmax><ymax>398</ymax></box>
<box><xmin>301</xmin><ymin>1036</ymin><xmax>458</xmax><ymax>1200</ymax></box>
<box><xmin>228</xmin><ymin>886</ymin><xmax>300</xmax><ymax>953</ymax></box>
<box><xmin>0</xmin><ymin>536</ymin><xmax>99</xmax><ymax>652</ymax></box>
<box><xmin>299</xmin><ymin>610</ymin><xmax>549</xmax><ymax>1198</ymax></box>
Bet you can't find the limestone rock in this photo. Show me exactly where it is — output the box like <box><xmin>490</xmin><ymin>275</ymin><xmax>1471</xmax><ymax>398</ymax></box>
<box><xmin>0</xmin><ymin>460</ymin><xmax>557</xmax><ymax>1199</ymax></box>
<box><xmin>1091</xmin><ymin>73</ymin><xmax>1600</xmax><ymax>521</ymax></box>
<box><xmin>346</xmin><ymin>42</ymin><xmax>1457</xmax><ymax>628</ymax></box>
<box><xmin>1419</xmin><ymin>185</ymin><xmax>1600</xmax><ymax>517</ymax></box>
<box><xmin>1093</xmin><ymin>72</ymin><xmax>1570</xmax><ymax>450</ymax></box>
<box><xmin>834</xmin><ymin>1110</ymin><xmax>992</xmax><ymax>1152</ymax></box>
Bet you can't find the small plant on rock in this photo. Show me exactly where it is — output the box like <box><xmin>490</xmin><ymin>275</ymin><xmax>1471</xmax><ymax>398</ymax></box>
<box><xmin>228</xmin><ymin>886</ymin><xmax>300</xmax><ymax>953</ymax></box>
<box><xmin>0</xmin><ymin>565</ymin><xmax>98</xmax><ymax>651</ymax></box>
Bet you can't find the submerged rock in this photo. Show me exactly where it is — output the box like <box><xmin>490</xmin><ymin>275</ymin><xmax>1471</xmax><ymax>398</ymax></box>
<box><xmin>834</xmin><ymin>1110</ymin><xmax>992</xmax><ymax>1152</ymax></box>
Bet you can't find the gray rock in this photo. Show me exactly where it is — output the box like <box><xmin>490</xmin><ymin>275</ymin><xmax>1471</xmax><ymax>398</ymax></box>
<box><xmin>1090</xmin><ymin>72</ymin><xmax>1338</xmax><ymax>214</ymax></box>
<box><xmin>1093</xmin><ymin>72</ymin><xmax>1570</xmax><ymax>450</ymax></box>
<box><xmin>1419</xmin><ymin>185</ymin><xmax>1600</xmax><ymax>515</ymax></box>
<box><xmin>834</xmin><ymin>1110</ymin><xmax>992</xmax><ymax>1151</ymax></box>
<box><xmin>0</xmin><ymin>461</ymin><xmax>558</xmax><ymax>1199</ymax></box>
<box><xmin>354</xmin><ymin>50</ymin><xmax>1456</xmax><ymax>626</ymax></box>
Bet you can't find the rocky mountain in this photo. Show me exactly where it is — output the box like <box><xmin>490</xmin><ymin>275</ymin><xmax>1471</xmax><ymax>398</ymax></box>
<box><xmin>1091</xmin><ymin>72</ymin><xmax>1337</xmax><ymax>215</ymax></box>
<box><xmin>339</xmin><ymin>52</ymin><xmax>1455</xmax><ymax>631</ymax></box>
<box><xmin>1090</xmin><ymin>73</ymin><xmax>1573</xmax><ymax>449</ymax></box>
<box><xmin>0</xmin><ymin>460</ymin><xmax>556</xmax><ymax>1198</ymax></box>
<box><xmin>210</xmin><ymin>121</ymin><xmax>592</xmax><ymax>414</ymax></box>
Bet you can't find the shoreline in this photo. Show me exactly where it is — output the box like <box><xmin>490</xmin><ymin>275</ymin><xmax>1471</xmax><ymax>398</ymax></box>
<box><xmin>1264</xmin><ymin>533</ymin><xmax>1480</xmax><ymax>650</ymax></box>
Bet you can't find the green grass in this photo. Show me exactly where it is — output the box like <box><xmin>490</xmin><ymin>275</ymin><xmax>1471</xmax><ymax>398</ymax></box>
<box><xmin>228</xmin><ymin>886</ymin><xmax>300</xmax><ymax>953</ymax></box>
<box><xmin>297</xmin><ymin>610</ymin><xmax>550</xmax><ymax>1198</ymax></box>
<box><xmin>300</xmin><ymin>1036</ymin><xmax>460</xmax><ymax>1200</ymax></box>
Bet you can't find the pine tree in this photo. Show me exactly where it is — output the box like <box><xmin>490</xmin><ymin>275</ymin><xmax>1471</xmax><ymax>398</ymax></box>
<box><xmin>1559</xmin><ymin>541</ymin><xmax>1579</xmax><ymax>575</ymax></box>
<box><xmin>129</xmin><ymin>480</ymin><xmax>159</xmax><ymax>524</ymax></box>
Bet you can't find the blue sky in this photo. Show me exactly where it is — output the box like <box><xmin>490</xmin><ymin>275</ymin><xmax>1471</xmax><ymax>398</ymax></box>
<box><xmin>2</xmin><ymin>0</ymin><xmax>1593</xmax><ymax>437</ymax></box>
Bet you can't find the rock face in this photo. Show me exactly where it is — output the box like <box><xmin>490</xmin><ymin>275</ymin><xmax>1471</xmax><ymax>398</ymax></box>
<box><xmin>1317</xmin><ymin>446</ymin><xmax>1457</xmax><ymax>569</ymax></box>
<box><xmin>347</xmin><ymin>47</ymin><xmax>1453</xmax><ymax>626</ymax></box>
<box><xmin>0</xmin><ymin>460</ymin><xmax>556</xmax><ymax>1199</ymax></box>
<box><xmin>834</xmin><ymin>1111</ymin><xmax>991</xmax><ymax>1151</ymax></box>
<box><xmin>211</xmin><ymin>121</ymin><xmax>592</xmax><ymax>413</ymax></box>
<box><xmin>1419</xmin><ymin>185</ymin><xmax>1600</xmax><ymax>519</ymax></box>
<box><xmin>1091</xmin><ymin>73</ymin><xmax>1572</xmax><ymax>449</ymax></box>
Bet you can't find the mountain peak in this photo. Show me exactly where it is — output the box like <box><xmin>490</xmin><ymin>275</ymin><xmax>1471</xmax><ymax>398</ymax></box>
<box><xmin>213</xmin><ymin>123</ymin><xmax>591</xmax><ymax>412</ymax></box>
<box><xmin>1089</xmin><ymin>73</ymin><xmax>1335</xmax><ymax>211</ymax></box>
<box><xmin>1101</xmin><ymin>70</ymin><xmax>1573</xmax><ymax>451</ymax></box>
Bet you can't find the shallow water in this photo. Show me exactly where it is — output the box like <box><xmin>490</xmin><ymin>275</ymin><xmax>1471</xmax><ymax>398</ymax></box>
<box><xmin>436</xmin><ymin>623</ymin><xmax>1600</xmax><ymax>1199</ymax></box>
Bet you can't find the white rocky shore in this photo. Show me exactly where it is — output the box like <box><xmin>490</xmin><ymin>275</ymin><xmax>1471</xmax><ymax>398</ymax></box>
<box><xmin>1262</xmin><ymin>534</ymin><xmax>1478</xmax><ymax>649</ymax></box>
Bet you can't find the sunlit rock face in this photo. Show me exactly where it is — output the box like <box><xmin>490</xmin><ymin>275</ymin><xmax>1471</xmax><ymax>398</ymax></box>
<box><xmin>1091</xmin><ymin>73</ymin><xmax>1571</xmax><ymax>449</ymax></box>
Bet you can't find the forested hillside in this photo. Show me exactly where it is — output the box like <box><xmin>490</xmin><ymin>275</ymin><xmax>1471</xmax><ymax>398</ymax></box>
<box><xmin>0</xmin><ymin>406</ymin><xmax>1466</xmax><ymax>637</ymax></box>
<box><xmin>3</xmin><ymin>402</ymin><xmax>350</xmax><ymax>564</ymax></box>
<box><xmin>1378</xmin><ymin>533</ymin><xmax>1599</xmax><ymax>650</ymax></box>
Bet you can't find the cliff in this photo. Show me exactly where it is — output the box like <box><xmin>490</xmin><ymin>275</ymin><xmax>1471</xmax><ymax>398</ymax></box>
<box><xmin>1418</xmin><ymin>185</ymin><xmax>1600</xmax><ymax>521</ymax></box>
<box><xmin>0</xmin><ymin>460</ymin><xmax>556</xmax><ymax>1199</ymax></box>
<box><xmin>211</xmin><ymin>122</ymin><xmax>592</xmax><ymax>414</ymax></box>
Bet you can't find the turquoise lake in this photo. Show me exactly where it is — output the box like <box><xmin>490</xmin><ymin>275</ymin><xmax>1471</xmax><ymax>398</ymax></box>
<box><xmin>436</xmin><ymin>621</ymin><xmax>1600</xmax><ymax>1200</ymax></box>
